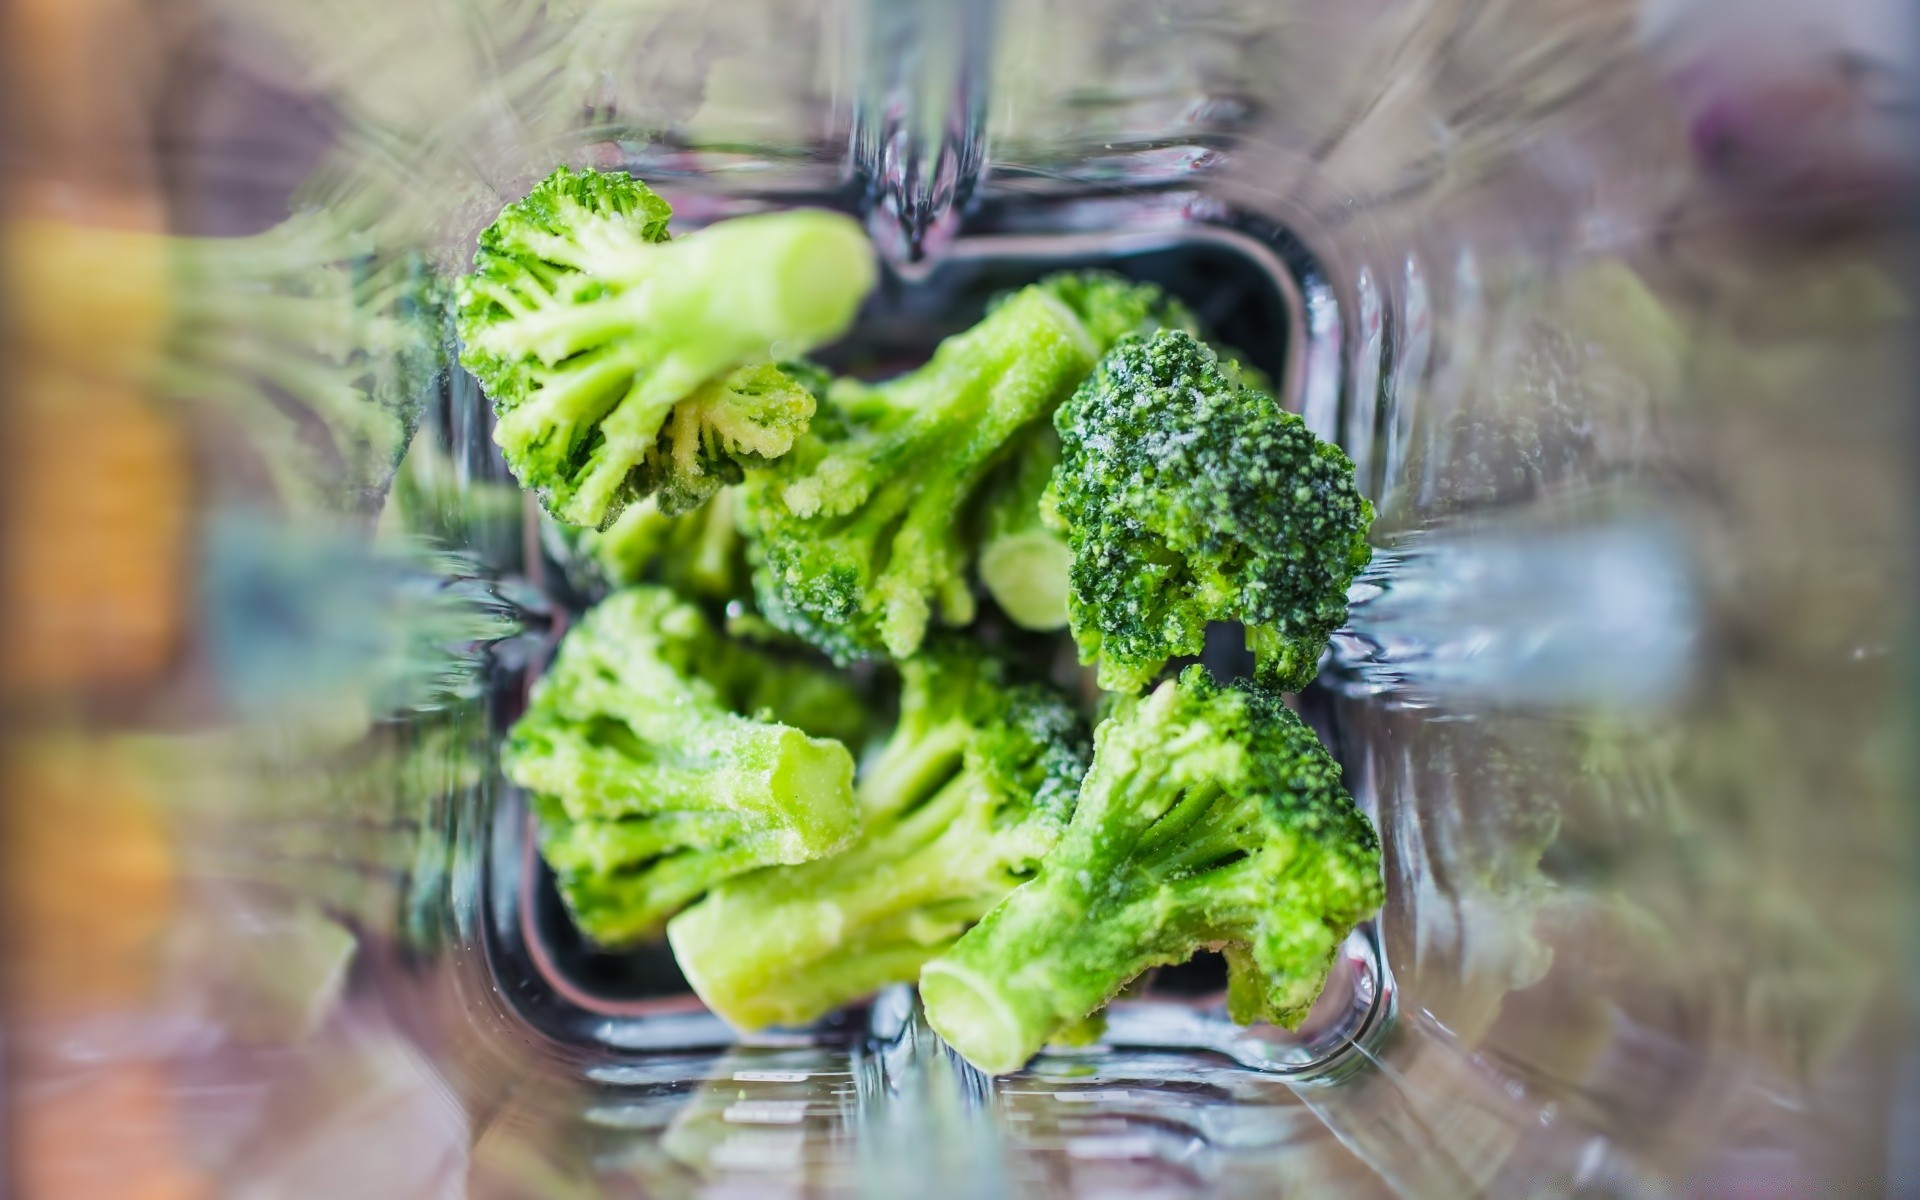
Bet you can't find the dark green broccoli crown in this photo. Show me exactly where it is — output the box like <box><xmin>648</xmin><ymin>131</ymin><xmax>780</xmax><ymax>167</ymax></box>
<box><xmin>741</xmin><ymin>406</ymin><xmax>917</xmax><ymax>664</ymax></box>
<box><xmin>1052</xmin><ymin>329</ymin><xmax>1374</xmax><ymax>692</ymax></box>
<box><xmin>1223</xmin><ymin>672</ymin><xmax>1380</xmax><ymax>864</ymax></box>
<box><xmin>919</xmin><ymin>664</ymin><xmax>1381</xmax><ymax>1070</ymax></box>
<box><xmin>749</xmin><ymin>537</ymin><xmax>890</xmax><ymax>664</ymax></box>
<box><xmin>982</xmin><ymin>678</ymin><xmax>1092</xmax><ymax>832</ymax></box>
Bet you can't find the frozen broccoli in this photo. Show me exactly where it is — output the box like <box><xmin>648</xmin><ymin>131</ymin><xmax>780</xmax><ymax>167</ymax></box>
<box><xmin>1031</xmin><ymin>269</ymin><xmax>1204</xmax><ymax>351</ymax></box>
<box><xmin>1050</xmin><ymin>329</ymin><xmax>1373</xmax><ymax>693</ymax></box>
<box><xmin>456</xmin><ymin>166</ymin><xmax>876</xmax><ymax>527</ymax></box>
<box><xmin>921</xmin><ymin>665</ymin><xmax>1382</xmax><ymax>1075</ymax></box>
<box><xmin>742</xmin><ymin>284</ymin><xmax>1099</xmax><ymax>663</ymax></box>
<box><xmin>1036</xmin><ymin>268</ymin><xmax>1272</xmax><ymax>390</ymax></box>
<box><xmin>669</xmin><ymin>648</ymin><xmax>1090</xmax><ymax>1029</ymax></box>
<box><xmin>976</xmin><ymin>426</ymin><xmax>1073</xmax><ymax>631</ymax></box>
<box><xmin>561</xmin><ymin>487</ymin><xmax>750</xmax><ymax>603</ymax></box>
<box><xmin>504</xmin><ymin>587</ymin><xmax>859</xmax><ymax>946</ymax></box>
<box><xmin>977</xmin><ymin>271</ymin><xmax>1253</xmax><ymax>633</ymax></box>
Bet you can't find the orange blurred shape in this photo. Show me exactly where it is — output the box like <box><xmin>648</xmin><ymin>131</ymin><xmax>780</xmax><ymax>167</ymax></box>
<box><xmin>1</xmin><ymin>738</ymin><xmax>178</xmax><ymax>1014</ymax></box>
<box><xmin>2</xmin><ymin>185</ymin><xmax>187</xmax><ymax>695</ymax></box>
<box><xmin>10</xmin><ymin>1062</ymin><xmax>209</xmax><ymax>1200</ymax></box>
<box><xmin>4</xmin><ymin>212</ymin><xmax>170</xmax><ymax>385</ymax></box>
<box><xmin>2</xmin><ymin>739</ymin><xmax>198</xmax><ymax>1199</ymax></box>
<box><xmin>0</xmin><ymin>361</ymin><xmax>189</xmax><ymax>693</ymax></box>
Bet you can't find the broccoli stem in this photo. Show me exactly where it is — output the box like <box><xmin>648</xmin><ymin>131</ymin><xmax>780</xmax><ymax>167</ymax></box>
<box><xmin>978</xmin><ymin>526</ymin><xmax>1072</xmax><ymax>631</ymax></box>
<box><xmin>855</xmin><ymin>719</ymin><xmax>971</xmax><ymax>819</ymax></box>
<box><xmin>920</xmin><ymin>850</ymin><xmax>1272</xmax><ymax>1075</ymax></box>
<box><xmin>508</xmin><ymin>714</ymin><xmax>850</xmax><ymax>849</ymax></box>
<box><xmin>669</xmin><ymin>774</ymin><xmax>1011</xmax><ymax>1029</ymax></box>
<box><xmin>505</xmin><ymin>587</ymin><xmax>861</xmax><ymax>945</ymax></box>
<box><xmin>917</xmin><ymin>873</ymin><xmax>1114</xmax><ymax>1075</ymax></box>
<box><xmin>978</xmin><ymin>428</ymin><xmax>1072</xmax><ymax>631</ymax></box>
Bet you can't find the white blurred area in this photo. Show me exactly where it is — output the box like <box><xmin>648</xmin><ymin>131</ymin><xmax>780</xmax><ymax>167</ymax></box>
<box><xmin>1639</xmin><ymin>0</ymin><xmax>1916</xmax><ymax>210</ymax></box>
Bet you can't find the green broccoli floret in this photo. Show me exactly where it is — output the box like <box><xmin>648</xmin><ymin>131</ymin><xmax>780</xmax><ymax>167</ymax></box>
<box><xmin>456</xmin><ymin>166</ymin><xmax>876</xmax><ymax>527</ymax></box>
<box><xmin>668</xmin><ymin>647</ymin><xmax>1090</xmax><ymax>1029</ymax></box>
<box><xmin>1050</xmin><ymin>329</ymin><xmax>1373</xmax><ymax>693</ymax></box>
<box><xmin>974</xmin><ymin>272</ymin><xmax>1217</xmax><ymax>633</ymax></box>
<box><xmin>562</xmin><ymin>487</ymin><xmax>750</xmax><ymax>603</ymax></box>
<box><xmin>1034</xmin><ymin>268</ymin><xmax>1272</xmax><ymax>389</ymax></box>
<box><xmin>742</xmin><ymin>284</ymin><xmax>1099</xmax><ymax>662</ymax></box>
<box><xmin>503</xmin><ymin>587</ymin><xmax>859</xmax><ymax>946</ymax></box>
<box><xmin>1030</xmin><ymin>269</ymin><xmax>1204</xmax><ymax>351</ymax></box>
<box><xmin>920</xmin><ymin>665</ymin><xmax>1382</xmax><ymax>1075</ymax></box>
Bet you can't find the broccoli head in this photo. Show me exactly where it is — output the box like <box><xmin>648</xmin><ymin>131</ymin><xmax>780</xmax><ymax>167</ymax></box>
<box><xmin>743</xmin><ymin>284</ymin><xmax>1098</xmax><ymax>663</ymax></box>
<box><xmin>975</xmin><ymin>272</ymin><xmax>1219</xmax><ymax>632</ymax></box>
<box><xmin>1034</xmin><ymin>268</ymin><xmax>1272</xmax><ymax>390</ymax></box>
<box><xmin>456</xmin><ymin>166</ymin><xmax>875</xmax><ymax>527</ymax></box>
<box><xmin>920</xmin><ymin>665</ymin><xmax>1382</xmax><ymax>1075</ymax></box>
<box><xmin>1050</xmin><ymin>329</ymin><xmax>1373</xmax><ymax>693</ymax></box>
<box><xmin>669</xmin><ymin>647</ymin><xmax>1090</xmax><ymax>1029</ymax></box>
<box><xmin>503</xmin><ymin>587</ymin><xmax>859</xmax><ymax>945</ymax></box>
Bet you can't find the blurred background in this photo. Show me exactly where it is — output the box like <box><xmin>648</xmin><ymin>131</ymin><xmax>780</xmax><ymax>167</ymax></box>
<box><xmin>0</xmin><ymin>0</ymin><xmax>1914</xmax><ymax>1196</ymax></box>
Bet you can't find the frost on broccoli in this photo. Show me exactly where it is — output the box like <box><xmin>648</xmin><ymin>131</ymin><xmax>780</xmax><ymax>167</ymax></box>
<box><xmin>669</xmin><ymin>647</ymin><xmax>1090</xmax><ymax>1029</ymax></box>
<box><xmin>1050</xmin><ymin>329</ymin><xmax>1373</xmax><ymax>693</ymax></box>
<box><xmin>742</xmin><ymin>284</ymin><xmax>1098</xmax><ymax>663</ymax></box>
<box><xmin>503</xmin><ymin>587</ymin><xmax>858</xmax><ymax>946</ymax></box>
<box><xmin>456</xmin><ymin>166</ymin><xmax>876</xmax><ymax>527</ymax></box>
<box><xmin>974</xmin><ymin>272</ymin><xmax>1214</xmax><ymax>633</ymax></box>
<box><xmin>920</xmin><ymin>665</ymin><xmax>1382</xmax><ymax>1075</ymax></box>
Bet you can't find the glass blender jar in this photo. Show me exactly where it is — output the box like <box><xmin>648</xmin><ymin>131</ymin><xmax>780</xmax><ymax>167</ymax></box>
<box><xmin>2</xmin><ymin>0</ymin><xmax>1912</xmax><ymax>1195</ymax></box>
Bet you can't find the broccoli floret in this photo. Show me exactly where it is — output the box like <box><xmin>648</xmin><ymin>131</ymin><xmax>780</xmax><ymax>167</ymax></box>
<box><xmin>974</xmin><ymin>272</ymin><xmax>1216</xmax><ymax>633</ymax></box>
<box><xmin>1034</xmin><ymin>268</ymin><xmax>1272</xmax><ymax>389</ymax></box>
<box><xmin>920</xmin><ymin>665</ymin><xmax>1382</xmax><ymax>1075</ymax></box>
<box><xmin>456</xmin><ymin>166</ymin><xmax>876</xmax><ymax>527</ymax></box>
<box><xmin>743</xmin><ymin>284</ymin><xmax>1098</xmax><ymax>662</ymax></box>
<box><xmin>668</xmin><ymin>647</ymin><xmax>1090</xmax><ymax>1029</ymax></box>
<box><xmin>504</xmin><ymin>587</ymin><xmax>858</xmax><ymax>946</ymax></box>
<box><xmin>1050</xmin><ymin>329</ymin><xmax>1373</xmax><ymax>693</ymax></box>
<box><xmin>1031</xmin><ymin>269</ymin><xmax>1205</xmax><ymax>351</ymax></box>
<box><xmin>561</xmin><ymin>487</ymin><xmax>750</xmax><ymax>603</ymax></box>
